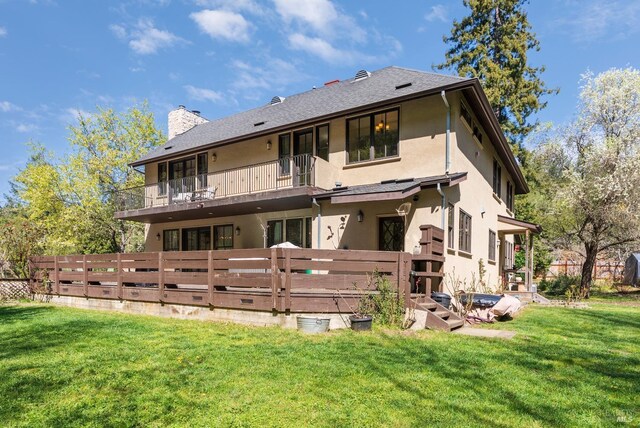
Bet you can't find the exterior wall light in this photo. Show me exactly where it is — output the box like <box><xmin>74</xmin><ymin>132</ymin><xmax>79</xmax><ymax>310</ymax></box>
<box><xmin>156</xmin><ymin>232</ymin><xmax>161</xmax><ymax>241</ymax></box>
<box><xmin>266</xmin><ymin>140</ymin><xmax>272</xmax><ymax>150</ymax></box>
<box><xmin>235</xmin><ymin>226</ymin><xmax>241</xmax><ymax>236</ymax></box>
<box><xmin>212</xmin><ymin>153</ymin><xmax>217</xmax><ymax>162</ymax></box>
<box><xmin>357</xmin><ymin>210</ymin><xmax>364</xmax><ymax>223</ymax></box>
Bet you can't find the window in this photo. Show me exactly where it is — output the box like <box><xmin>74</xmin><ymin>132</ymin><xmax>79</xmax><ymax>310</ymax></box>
<box><xmin>316</xmin><ymin>124</ymin><xmax>329</xmax><ymax>161</ymax></box>
<box><xmin>169</xmin><ymin>156</ymin><xmax>197</xmax><ymax>194</ymax></box>
<box><xmin>286</xmin><ymin>218</ymin><xmax>303</xmax><ymax>247</ymax></box>
<box><xmin>181</xmin><ymin>227</ymin><xmax>211</xmax><ymax>251</ymax></box>
<box><xmin>347</xmin><ymin>109</ymin><xmax>398</xmax><ymax>163</ymax></box>
<box><xmin>197</xmin><ymin>153</ymin><xmax>208</xmax><ymax>189</ymax></box>
<box><xmin>506</xmin><ymin>181</ymin><xmax>514</xmax><ymax>211</ymax></box>
<box><xmin>493</xmin><ymin>159</ymin><xmax>502</xmax><ymax>197</ymax></box>
<box><xmin>214</xmin><ymin>224</ymin><xmax>233</xmax><ymax>250</ymax></box>
<box><xmin>158</xmin><ymin>162</ymin><xmax>167</xmax><ymax>196</ymax></box>
<box><xmin>267</xmin><ymin>218</ymin><xmax>313</xmax><ymax>248</ymax></box>
<box><xmin>163</xmin><ymin>229</ymin><xmax>179</xmax><ymax>252</ymax></box>
<box><xmin>488</xmin><ymin>230</ymin><xmax>496</xmax><ymax>262</ymax></box>
<box><xmin>447</xmin><ymin>203</ymin><xmax>455</xmax><ymax>249</ymax></box>
<box><xmin>460</xmin><ymin>102</ymin><xmax>472</xmax><ymax>128</ymax></box>
<box><xmin>278</xmin><ymin>134</ymin><xmax>291</xmax><ymax>175</ymax></box>
<box><xmin>267</xmin><ymin>220</ymin><xmax>283</xmax><ymax>247</ymax></box>
<box><xmin>459</xmin><ymin>210</ymin><xmax>472</xmax><ymax>253</ymax></box>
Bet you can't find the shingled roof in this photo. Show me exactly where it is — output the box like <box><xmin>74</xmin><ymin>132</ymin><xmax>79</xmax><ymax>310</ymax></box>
<box><xmin>133</xmin><ymin>66</ymin><xmax>470</xmax><ymax>166</ymax></box>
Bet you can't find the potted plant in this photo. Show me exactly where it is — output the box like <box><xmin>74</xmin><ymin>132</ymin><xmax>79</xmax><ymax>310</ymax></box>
<box><xmin>348</xmin><ymin>289</ymin><xmax>374</xmax><ymax>331</ymax></box>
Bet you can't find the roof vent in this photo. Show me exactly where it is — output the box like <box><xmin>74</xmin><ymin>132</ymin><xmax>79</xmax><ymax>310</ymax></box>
<box><xmin>270</xmin><ymin>96</ymin><xmax>285</xmax><ymax>105</ymax></box>
<box><xmin>354</xmin><ymin>70</ymin><xmax>371</xmax><ymax>81</ymax></box>
<box><xmin>254</xmin><ymin>121</ymin><xmax>265</xmax><ymax>127</ymax></box>
<box><xmin>395</xmin><ymin>82</ymin><xmax>412</xmax><ymax>90</ymax></box>
<box><xmin>164</xmin><ymin>145</ymin><xmax>173</xmax><ymax>150</ymax></box>
<box><xmin>324</xmin><ymin>79</ymin><xmax>340</xmax><ymax>86</ymax></box>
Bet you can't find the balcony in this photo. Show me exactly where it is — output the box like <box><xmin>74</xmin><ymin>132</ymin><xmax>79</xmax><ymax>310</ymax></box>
<box><xmin>116</xmin><ymin>154</ymin><xmax>316</xmax><ymax>222</ymax></box>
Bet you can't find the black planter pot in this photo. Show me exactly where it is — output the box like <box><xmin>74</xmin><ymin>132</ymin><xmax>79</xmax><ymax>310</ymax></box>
<box><xmin>349</xmin><ymin>315</ymin><xmax>373</xmax><ymax>331</ymax></box>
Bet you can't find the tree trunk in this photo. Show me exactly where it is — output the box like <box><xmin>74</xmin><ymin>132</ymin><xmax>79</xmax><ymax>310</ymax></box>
<box><xmin>580</xmin><ymin>243</ymin><xmax>598</xmax><ymax>299</ymax></box>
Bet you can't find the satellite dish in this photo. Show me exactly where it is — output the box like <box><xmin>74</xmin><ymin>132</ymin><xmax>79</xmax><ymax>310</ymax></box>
<box><xmin>396</xmin><ymin>202</ymin><xmax>412</xmax><ymax>217</ymax></box>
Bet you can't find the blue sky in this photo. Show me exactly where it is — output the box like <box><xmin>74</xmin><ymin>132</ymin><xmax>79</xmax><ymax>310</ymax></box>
<box><xmin>1</xmin><ymin>0</ymin><xmax>639</xmax><ymax>201</ymax></box>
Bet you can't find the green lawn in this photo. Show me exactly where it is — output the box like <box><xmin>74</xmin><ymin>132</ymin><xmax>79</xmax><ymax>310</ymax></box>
<box><xmin>1</xmin><ymin>302</ymin><xmax>638</xmax><ymax>427</ymax></box>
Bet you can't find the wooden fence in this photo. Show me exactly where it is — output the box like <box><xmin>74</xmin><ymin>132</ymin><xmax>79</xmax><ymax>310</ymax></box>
<box><xmin>30</xmin><ymin>249</ymin><xmax>412</xmax><ymax>313</ymax></box>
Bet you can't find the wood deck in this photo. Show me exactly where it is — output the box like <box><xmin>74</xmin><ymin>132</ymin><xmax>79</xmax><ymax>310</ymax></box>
<box><xmin>30</xmin><ymin>248</ymin><xmax>414</xmax><ymax>314</ymax></box>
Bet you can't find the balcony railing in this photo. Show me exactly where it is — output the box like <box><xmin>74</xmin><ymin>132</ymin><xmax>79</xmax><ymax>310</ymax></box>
<box><xmin>117</xmin><ymin>154</ymin><xmax>315</xmax><ymax>212</ymax></box>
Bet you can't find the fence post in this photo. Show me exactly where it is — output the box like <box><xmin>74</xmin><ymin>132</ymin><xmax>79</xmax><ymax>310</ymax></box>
<box><xmin>116</xmin><ymin>253</ymin><xmax>123</xmax><ymax>300</ymax></box>
<box><xmin>83</xmin><ymin>255</ymin><xmax>88</xmax><ymax>297</ymax></box>
<box><xmin>208</xmin><ymin>250</ymin><xmax>215</xmax><ymax>308</ymax></box>
<box><xmin>158</xmin><ymin>252</ymin><xmax>165</xmax><ymax>303</ymax></box>
<box><xmin>400</xmin><ymin>252</ymin><xmax>411</xmax><ymax>308</ymax></box>
<box><xmin>284</xmin><ymin>249</ymin><xmax>292</xmax><ymax>313</ymax></box>
<box><xmin>270</xmin><ymin>248</ymin><xmax>279</xmax><ymax>311</ymax></box>
<box><xmin>53</xmin><ymin>257</ymin><xmax>59</xmax><ymax>295</ymax></box>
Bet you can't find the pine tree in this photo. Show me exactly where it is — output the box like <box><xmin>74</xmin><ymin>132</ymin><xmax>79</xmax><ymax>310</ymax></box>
<box><xmin>435</xmin><ymin>0</ymin><xmax>557</xmax><ymax>157</ymax></box>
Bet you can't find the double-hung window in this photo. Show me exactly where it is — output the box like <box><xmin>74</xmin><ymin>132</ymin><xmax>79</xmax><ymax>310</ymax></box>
<box><xmin>488</xmin><ymin>230</ymin><xmax>496</xmax><ymax>262</ymax></box>
<box><xmin>459</xmin><ymin>210</ymin><xmax>472</xmax><ymax>253</ymax></box>
<box><xmin>493</xmin><ymin>159</ymin><xmax>502</xmax><ymax>197</ymax></box>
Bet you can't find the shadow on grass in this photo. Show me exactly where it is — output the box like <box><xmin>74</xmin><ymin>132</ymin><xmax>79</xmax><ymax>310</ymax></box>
<box><xmin>0</xmin><ymin>304</ymin><xmax>53</xmax><ymax>324</ymax></box>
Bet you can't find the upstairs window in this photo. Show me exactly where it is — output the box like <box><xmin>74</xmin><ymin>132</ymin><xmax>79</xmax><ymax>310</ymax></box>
<box><xmin>316</xmin><ymin>124</ymin><xmax>329</xmax><ymax>161</ymax></box>
<box><xmin>506</xmin><ymin>181</ymin><xmax>514</xmax><ymax>211</ymax></box>
<box><xmin>459</xmin><ymin>209</ymin><xmax>472</xmax><ymax>253</ymax></box>
<box><xmin>347</xmin><ymin>109</ymin><xmax>399</xmax><ymax>163</ymax></box>
<box><xmin>158</xmin><ymin>163</ymin><xmax>167</xmax><ymax>196</ymax></box>
<box><xmin>493</xmin><ymin>159</ymin><xmax>502</xmax><ymax>197</ymax></box>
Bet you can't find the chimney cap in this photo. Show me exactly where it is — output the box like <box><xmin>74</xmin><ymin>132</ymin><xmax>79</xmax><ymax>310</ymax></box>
<box><xmin>178</xmin><ymin>104</ymin><xmax>186</xmax><ymax>109</ymax></box>
<box><xmin>192</xmin><ymin>110</ymin><xmax>201</xmax><ymax>116</ymax></box>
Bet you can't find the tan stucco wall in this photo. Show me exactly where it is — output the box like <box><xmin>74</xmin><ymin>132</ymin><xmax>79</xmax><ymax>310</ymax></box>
<box><xmin>141</xmin><ymin>90</ymin><xmax>521</xmax><ymax>291</ymax></box>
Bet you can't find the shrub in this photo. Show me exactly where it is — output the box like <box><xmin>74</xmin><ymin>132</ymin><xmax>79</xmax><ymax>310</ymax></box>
<box><xmin>538</xmin><ymin>275</ymin><xmax>581</xmax><ymax>296</ymax></box>
<box><xmin>358</xmin><ymin>273</ymin><xmax>405</xmax><ymax>328</ymax></box>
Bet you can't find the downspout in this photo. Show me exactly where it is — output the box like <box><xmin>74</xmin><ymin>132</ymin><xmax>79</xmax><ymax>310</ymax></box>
<box><xmin>438</xmin><ymin>90</ymin><xmax>451</xmax><ymax>231</ymax></box>
<box><xmin>436</xmin><ymin>183</ymin><xmax>445</xmax><ymax>230</ymax></box>
<box><xmin>312</xmin><ymin>198</ymin><xmax>321</xmax><ymax>249</ymax></box>
<box><xmin>441</xmin><ymin>90</ymin><xmax>451</xmax><ymax>175</ymax></box>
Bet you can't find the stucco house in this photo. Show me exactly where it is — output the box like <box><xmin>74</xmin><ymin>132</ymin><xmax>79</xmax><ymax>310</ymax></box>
<box><xmin>116</xmin><ymin>66</ymin><xmax>538</xmax><ymax>292</ymax></box>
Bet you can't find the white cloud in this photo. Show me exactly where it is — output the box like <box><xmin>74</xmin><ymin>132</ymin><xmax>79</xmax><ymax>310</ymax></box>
<box><xmin>61</xmin><ymin>107</ymin><xmax>92</xmax><ymax>123</ymax></box>
<box><xmin>230</xmin><ymin>58</ymin><xmax>307</xmax><ymax>93</ymax></box>
<box><xmin>190</xmin><ymin>10</ymin><xmax>251</xmax><ymax>43</ymax></box>
<box><xmin>110</xmin><ymin>19</ymin><xmax>186</xmax><ymax>54</ymax></box>
<box><xmin>109</xmin><ymin>24</ymin><xmax>127</xmax><ymax>39</ymax></box>
<box><xmin>425</xmin><ymin>5</ymin><xmax>448</xmax><ymax>23</ymax></box>
<box><xmin>288</xmin><ymin>33</ymin><xmax>365</xmax><ymax>65</ymax></box>
<box><xmin>273</xmin><ymin>0</ymin><xmax>365</xmax><ymax>42</ymax></box>
<box><xmin>0</xmin><ymin>101</ymin><xmax>21</xmax><ymax>112</ymax></box>
<box><xmin>184</xmin><ymin>85</ymin><xmax>223</xmax><ymax>103</ymax></box>
<box><xmin>0</xmin><ymin>26</ymin><xmax>7</xmax><ymax>37</ymax></box>
<box><xmin>16</xmin><ymin>123</ymin><xmax>38</xmax><ymax>133</ymax></box>
<box><xmin>194</xmin><ymin>0</ymin><xmax>269</xmax><ymax>16</ymax></box>
<box><xmin>554</xmin><ymin>1</ymin><xmax>640</xmax><ymax>42</ymax></box>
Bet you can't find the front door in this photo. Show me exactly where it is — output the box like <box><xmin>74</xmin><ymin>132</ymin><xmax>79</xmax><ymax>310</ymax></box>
<box><xmin>293</xmin><ymin>129</ymin><xmax>313</xmax><ymax>185</ymax></box>
<box><xmin>181</xmin><ymin>227</ymin><xmax>211</xmax><ymax>251</ymax></box>
<box><xmin>379</xmin><ymin>217</ymin><xmax>404</xmax><ymax>251</ymax></box>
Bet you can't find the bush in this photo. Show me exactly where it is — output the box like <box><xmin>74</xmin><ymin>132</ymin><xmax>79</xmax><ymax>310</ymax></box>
<box><xmin>358</xmin><ymin>273</ymin><xmax>405</xmax><ymax>328</ymax></box>
<box><xmin>538</xmin><ymin>275</ymin><xmax>581</xmax><ymax>296</ymax></box>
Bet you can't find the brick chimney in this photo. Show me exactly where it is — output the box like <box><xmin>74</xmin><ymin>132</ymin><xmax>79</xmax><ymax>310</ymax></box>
<box><xmin>168</xmin><ymin>105</ymin><xmax>208</xmax><ymax>140</ymax></box>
